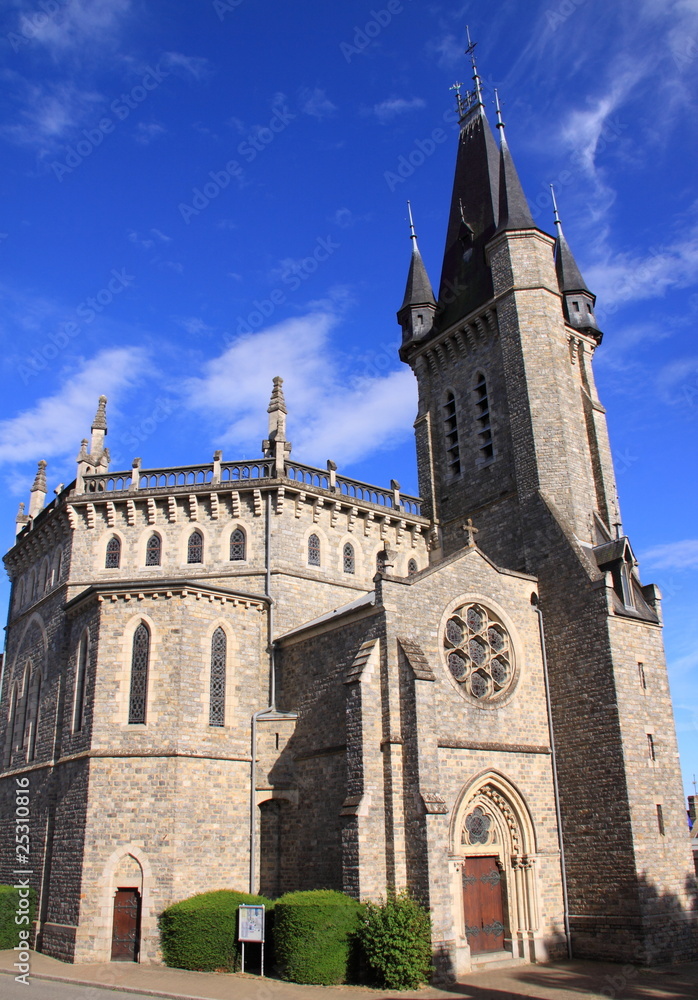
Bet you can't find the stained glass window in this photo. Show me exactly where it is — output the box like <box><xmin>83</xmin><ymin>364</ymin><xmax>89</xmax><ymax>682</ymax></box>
<box><xmin>105</xmin><ymin>536</ymin><xmax>121</xmax><ymax>569</ymax></box>
<box><xmin>343</xmin><ymin>543</ymin><xmax>355</xmax><ymax>574</ymax></box>
<box><xmin>465</xmin><ymin>806</ymin><xmax>492</xmax><ymax>845</ymax></box>
<box><xmin>308</xmin><ymin>533</ymin><xmax>321</xmax><ymax>567</ymax></box>
<box><xmin>187</xmin><ymin>531</ymin><xmax>203</xmax><ymax>564</ymax></box>
<box><xmin>209</xmin><ymin>628</ymin><xmax>226</xmax><ymax>726</ymax></box>
<box><xmin>146</xmin><ymin>534</ymin><xmax>161</xmax><ymax>566</ymax></box>
<box><xmin>408</xmin><ymin>559</ymin><xmax>418</xmax><ymax>576</ymax></box>
<box><xmin>128</xmin><ymin>624</ymin><xmax>150</xmax><ymax>724</ymax></box>
<box><xmin>230</xmin><ymin>528</ymin><xmax>246</xmax><ymax>561</ymax></box>
<box><xmin>443</xmin><ymin>603</ymin><xmax>515</xmax><ymax>703</ymax></box>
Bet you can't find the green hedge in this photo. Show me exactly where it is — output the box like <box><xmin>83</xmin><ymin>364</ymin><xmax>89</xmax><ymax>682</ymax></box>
<box><xmin>358</xmin><ymin>890</ymin><xmax>432</xmax><ymax>989</ymax></box>
<box><xmin>159</xmin><ymin>890</ymin><xmax>272</xmax><ymax>971</ymax></box>
<box><xmin>0</xmin><ymin>885</ymin><xmax>37</xmax><ymax>950</ymax></box>
<box><xmin>274</xmin><ymin>889</ymin><xmax>363</xmax><ymax>985</ymax></box>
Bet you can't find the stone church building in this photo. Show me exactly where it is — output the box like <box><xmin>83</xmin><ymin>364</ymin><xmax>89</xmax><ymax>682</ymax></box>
<box><xmin>1</xmin><ymin>55</ymin><xmax>695</xmax><ymax>977</ymax></box>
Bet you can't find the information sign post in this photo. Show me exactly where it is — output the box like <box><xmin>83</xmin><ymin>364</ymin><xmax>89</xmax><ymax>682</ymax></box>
<box><xmin>238</xmin><ymin>904</ymin><xmax>265</xmax><ymax>975</ymax></box>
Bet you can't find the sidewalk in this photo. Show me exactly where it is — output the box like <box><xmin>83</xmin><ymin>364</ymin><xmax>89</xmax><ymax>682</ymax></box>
<box><xmin>2</xmin><ymin>949</ymin><xmax>698</xmax><ymax>1000</ymax></box>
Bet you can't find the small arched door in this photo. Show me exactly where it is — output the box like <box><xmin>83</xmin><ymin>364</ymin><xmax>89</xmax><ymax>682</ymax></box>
<box><xmin>111</xmin><ymin>887</ymin><xmax>141</xmax><ymax>961</ymax></box>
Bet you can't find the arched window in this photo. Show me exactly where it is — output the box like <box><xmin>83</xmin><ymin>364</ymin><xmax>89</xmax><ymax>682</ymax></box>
<box><xmin>73</xmin><ymin>632</ymin><xmax>89</xmax><ymax>733</ymax></box>
<box><xmin>128</xmin><ymin>624</ymin><xmax>150</xmax><ymax>724</ymax></box>
<box><xmin>343</xmin><ymin>543</ymin><xmax>355</xmax><ymax>574</ymax></box>
<box><xmin>3</xmin><ymin>684</ymin><xmax>18</xmax><ymax>767</ymax></box>
<box><xmin>408</xmin><ymin>559</ymin><xmax>418</xmax><ymax>576</ymax></box>
<box><xmin>145</xmin><ymin>534</ymin><xmax>161</xmax><ymax>567</ymax></box>
<box><xmin>308</xmin><ymin>533</ymin><xmax>321</xmax><ymax>567</ymax></box>
<box><xmin>473</xmin><ymin>373</ymin><xmax>493</xmax><ymax>462</ymax></box>
<box><xmin>20</xmin><ymin>664</ymin><xmax>31</xmax><ymax>750</ymax></box>
<box><xmin>187</xmin><ymin>530</ymin><xmax>203</xmax><ymax>564</ymax></box>
<box><xmin>443</xmin><ymin>391</ymin><xmax>461</xmax><ymax>476</ymax></box>
<box><xmin>27</xmin><ymin>672</ymin><xmax>41</xmax><ymax>762</ymax></box>
<box><xmin>53</xmin><ymin>550</ymin><xmax>62</xmax><ymax>586</ymax></box>
<box><xmin>230</xmin><ymin>528</ymin><xmax>246</xmax><ymax>561</ymax></box>
<box><xmin>28</xmin><ymin>572</ymin><xmax>36</xmax><ymax>603</ymax></box>
<box><xmin>15</xmin><ymin>579</ymin><xmax>24</xmax><ymax>611</ymax></box>
<box><xmin>209</xmin><ymin>628</ymin><xmax>227</xmax><ymax>726</ymax></box>
<box><xmin>39</xmin><ymin>560</ymin><xmax>48</xmax><ymax>594</ymax></box>
<box><xmin>105</xmin><ymin>536</ymin><xmax>121</xmax><ymax>569</ymax></box>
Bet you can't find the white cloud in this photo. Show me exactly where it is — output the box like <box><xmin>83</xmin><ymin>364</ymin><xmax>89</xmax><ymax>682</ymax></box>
<box><xmin>0</xmin><ymin>347</ymin><xmax>149</xmax><ymax>465</ymax></box>
<box><xmin>160</xmin><ymin>52</ymin><xmax>210</xmax><ymax>81</ymax></box>
<box><xmin>183</xmin><ymin>311</ymin><xmax>416</xmax><ymax>467</ymax></box>
<box><xmin>300</xmin><ymin>88</ymin><xmax>337</xmax><ymax>120</ymax></box>
<box><xmin>134</xmin><ymin>121</ymin><xmax>167</xmax><ymax>145</ymax></box>
<box><xmin>13</xmin><ymin>0</ymin><xmax>132</xmax><ymax>53</ymax></box>
<box><xmin>642</xmin><ymin>540</ymin><xmax>698</xmax><ymax>570</ymax></box>
<box><xmin>585</xmin><ymin>229</ymin><xmax>698</xmax><ymax>308</ymax></box>
<box><xmin>369</xmin><ymin>97</ymin><xmax>426</xmax><ymax>123</ymax></box>
<box><xmin>1</xmin><ymin>79</ymin><xmax>102</xmax><ymax>150</ymax></box>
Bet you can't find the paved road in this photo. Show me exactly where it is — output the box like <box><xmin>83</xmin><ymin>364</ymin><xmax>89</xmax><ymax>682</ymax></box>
<box><xmin>2</xmin><ymin>977</ymin><xmax>154</xmax><ymax>1000</ymax></box>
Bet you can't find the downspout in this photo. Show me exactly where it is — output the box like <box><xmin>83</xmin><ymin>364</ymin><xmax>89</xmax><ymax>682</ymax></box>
<box><xmin>249</xmin><ymin>491</ymin><xmax>297</xmax><ymax>894</ymax></box>
<box><xmin>531</xmin><ymin>592</ymin><xmax>573</xmax><ymax>960</ymax></box>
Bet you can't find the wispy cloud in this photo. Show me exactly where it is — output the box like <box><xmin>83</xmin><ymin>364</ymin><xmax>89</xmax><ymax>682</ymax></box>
<box><xmin>1</xmin><ymin>77</ymin><xmax>102</xmax><ymax>151</ymax></box>
<box><xmin>369</xmin><ymin>97</ymin><xmax>426</xmax><ymax>123</ymax></box>
<box><xmin>160</xmin><ymin>52</ymin><xmax>210</xmax><ymax>81</ymax></box>
<box><xmin>134</xmin><ymin>121</ymin><xmax>167</xmax><ymax>144</ymax></box>
<box><xmin>0</xmin><ymin>347</ymin><xmax>149</xmax><ymax>465</ymax></box>
<box><xmin>642</xmin><ymin>540</ymin><xmax>698</xmax><ymax>570</ymax></box>
<box><xmin>300</xmin><ymin>88</ymin><xmax>337</xmax><ymax>120</ymax></box>
<box><xmin>11</xmin><ymin>0</ymin><xmax>132</xmax><ymax>54</ymax></box>
<box><xmin>183</xmin><ymin>311</ymin><xmax>416</xmax><ymax>466</ymax></box>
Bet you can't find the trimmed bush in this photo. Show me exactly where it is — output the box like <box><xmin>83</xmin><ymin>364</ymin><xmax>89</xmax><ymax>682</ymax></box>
<box><xmin>0</xmin><ymin>884</ymin><xmax>36</xmax><ymax>950</ymax></box>
<box><xmin>159</xmin><ymin>889</ymin><xmax>272</xmax><ymax>971</ymax></box>
<box><xmin>274</xmin><ymin>889</ymin><xmax>363</xmax><ymax>985</ymax></box>
<box><xmin>358</xmin><ymin>890</ymin><xmax>432</xmax><ymax>989</ymax></box>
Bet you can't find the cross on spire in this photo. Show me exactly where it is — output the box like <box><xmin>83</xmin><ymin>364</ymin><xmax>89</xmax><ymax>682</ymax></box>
<box><xmin>462</xmin><ymin>518</ymin><xmax>479</xmax><ymax>548</ymax></box>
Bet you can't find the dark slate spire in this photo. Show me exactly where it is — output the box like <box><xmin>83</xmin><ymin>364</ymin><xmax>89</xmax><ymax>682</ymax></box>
<box><xmin>400</xmin><ymin>202</ymin><xmax>436</xmax><ymax>311</ymax></box>
<box><xmin>436</xmin><ymin>32</ymin><xmax>500</xmax><ymax>331</ymax></box>
<box><xmin>398</xmin><ymin>203</ymin><xmax>436</xmax><ymax>357</ymax></box>
<box><xmin>551</xmin><ymin>186</ymin><xmax>590</xmax><ymax>293</ymax></box>
<box><xmin>494</xmin><ymin>91</ymin><xmax>535</xmax><ymax>234</ymax></box>
<box><xmin>551</xmin><ymin>185</ymin><xmax>602</xmax><ymax>340</ymax></box>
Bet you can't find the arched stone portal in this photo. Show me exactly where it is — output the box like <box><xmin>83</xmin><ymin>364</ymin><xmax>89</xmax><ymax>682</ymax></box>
<box><xmin>449</xmin><ymin>772</ymin><xmax>544</xmax><ymax>964</ymax></box>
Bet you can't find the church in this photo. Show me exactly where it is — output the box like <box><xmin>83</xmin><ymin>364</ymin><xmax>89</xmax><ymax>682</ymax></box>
<box><xmin>1</xmin><ymin>49</ymin><xmax>695</xmax><ymax>978</ymax></box>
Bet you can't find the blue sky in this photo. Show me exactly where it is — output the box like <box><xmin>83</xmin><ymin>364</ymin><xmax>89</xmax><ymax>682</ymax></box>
<box><xmin>1</xmin><ymin>0</ymin><xmax>697</xmax><ymax>797</ymax></box>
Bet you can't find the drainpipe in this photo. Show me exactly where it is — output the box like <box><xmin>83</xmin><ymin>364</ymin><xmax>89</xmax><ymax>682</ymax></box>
<box><xmin>249</xmin><ymin>491</ymin><xmax>297</xmax><ymax>894</ymax></box>
<box><xmin>531</xmin><ymin>592</ymin><xmax>573</xmax><ymax>960</ymax></box>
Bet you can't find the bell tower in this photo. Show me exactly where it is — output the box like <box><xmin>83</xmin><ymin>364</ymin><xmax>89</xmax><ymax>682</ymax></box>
<box><xmin>398</xmin><ymin>36</ymin><xmax>696</xmax><ymax>964</ymax></box>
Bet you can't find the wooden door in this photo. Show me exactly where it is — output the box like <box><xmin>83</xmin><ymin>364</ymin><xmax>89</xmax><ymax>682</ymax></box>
<box><xmin>462</xmin><ymin>856</ymin><xmax>505</xmax><ymax>954</ymax></box>
<box><xmin>111</xmin><ymin>888</ymin><xmax>141</xmax><ymax>961</ymax></box>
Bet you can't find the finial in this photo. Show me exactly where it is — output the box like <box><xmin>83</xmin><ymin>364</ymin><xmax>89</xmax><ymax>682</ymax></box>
<box><xmin>494</xmin><ymin>89</ymin><xmax>505</xmax><ymax>130</ymax></box>
<box><xmin>550</xmin><ymin>184</ymin><xmax>563</xmax><ymax>235</ymax></box>
<box><xmin>407</xmin><ymin>201</ymin><xmax>419</xmax><ymax>249</ymax></box>
<box><xmin>268</xmin><ymin>375</ymin><xmax>287</xmax><ymax>414</ymax></box>
<box><xmin>17</xmin><ymin>502</ymin><xmax>25</xmax><ymax>517</ymax></box>
<box><xmin>92</xmin><ymin>394</ymin><xmax>108</xmax><ymax>431</ymax></box>
<box><xmin>450</xmin><ymin>80</ymin><xmax>466</xmax><ymax>119</ymax></box>
<box><xmin>465</xmin><ymin>26</ymin><xmax>483</xmax><ymax>106</ymax></box>
<box><xmin>31</xmin><ymin>459</ymin><xmax>48</xmax><ymax>493</ymax></box>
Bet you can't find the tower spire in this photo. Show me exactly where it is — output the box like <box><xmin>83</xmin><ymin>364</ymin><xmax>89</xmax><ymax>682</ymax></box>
<box><xmin>263</xmin><ymin>376</ymin><xmax>292</xmax><ymax>476</ymax></box>
<box><xmin>494</xmin><ymin>90</ymin><xmax>535</xmax><ymax>234</ymax></box>
<box><xmin>466</xmin><ymin>25</ymin><xmax>484</xmax><ymax>111</ymax></box>
<box><xmin>550</xmin><ymin>185</ymin><xmax>601</xmax><ymax>339</ymax></box>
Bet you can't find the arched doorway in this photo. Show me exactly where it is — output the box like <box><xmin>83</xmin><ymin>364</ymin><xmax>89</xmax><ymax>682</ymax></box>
<box><xmin>450</xmin><ymin>774</ymin><xmax>540</xmax><ymax>962</ymax></box>
<box><xmin>110</xmin><ymin>854</ymin><xmax>143</xmax><ymax>962</ymax></box>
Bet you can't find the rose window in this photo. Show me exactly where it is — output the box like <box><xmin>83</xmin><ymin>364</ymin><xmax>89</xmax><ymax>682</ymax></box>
<box><xmin>443</xmin><ymin>603</ymin><xmax>515</xmax><ymax>703</ymax></box>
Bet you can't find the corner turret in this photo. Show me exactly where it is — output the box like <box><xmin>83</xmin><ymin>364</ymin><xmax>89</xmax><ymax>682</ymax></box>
<box><xmin>551</xmin><ymin>186</ymin><xmax>602</xmax><ymax>341</ymax></box>
<box><xmin>398</xmin><ymin>203</ymin><xmax>436</xmax><ymax>360</ymax></box>
<box><xmin>28</xmin><ymin>460</ymin><xmax>48</xmax><ymax>519</ymax></box>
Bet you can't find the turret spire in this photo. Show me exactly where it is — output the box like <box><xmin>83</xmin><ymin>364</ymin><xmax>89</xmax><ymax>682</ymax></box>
<box><xmin>28</xmin><ymin>460</ymin><xmax>48</xmax><ymax>519</ymax></box>
<box><xmin>494</xmin><ymin>90</ymin><xmax>535</xmax><ymax>234</ymax></box>
<box><xmin>398</xmin><ymin>202</ymin><xmax>436</xmax><ymax>357</ymax></box>
<box><xmin>550</xmin><ymin>185</ymin><xmax>601</xmax><ymax>339</ymax></box>
<box><xmin>263</xmin><ymin>376</ymin><xmax>292</xmax><ymax>476</ymax></box>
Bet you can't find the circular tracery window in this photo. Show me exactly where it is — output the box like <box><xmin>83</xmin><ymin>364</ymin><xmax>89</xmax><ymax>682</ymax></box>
<box><xmin>443</xmin><ymin>602</ymin><xmax>516</xmax><ymax>704</ymax></box>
